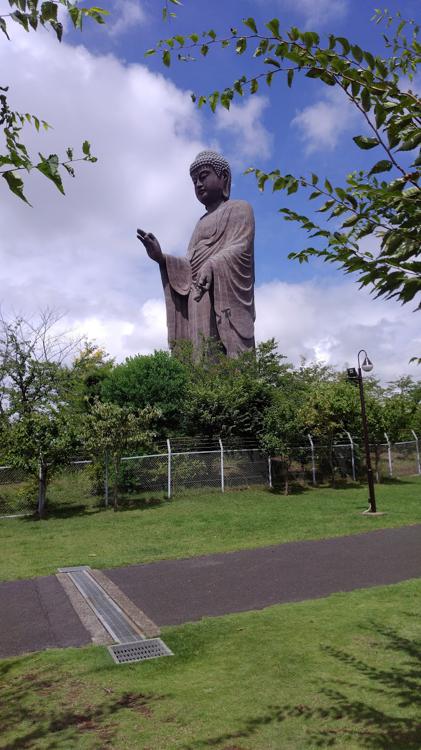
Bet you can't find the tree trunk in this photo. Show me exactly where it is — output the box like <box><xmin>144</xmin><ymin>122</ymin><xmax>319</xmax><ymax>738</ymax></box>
<box><xmin>37</xmin><ymin>463</ymin><xmax>48</xmax><ymax>518</ymax></box>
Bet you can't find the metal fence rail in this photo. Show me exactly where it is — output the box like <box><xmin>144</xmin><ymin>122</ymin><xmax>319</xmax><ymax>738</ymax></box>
<box><xmin>0</xmin><ymin>434</ymin><xmax>420</xmax><ymax>518</ymax></box>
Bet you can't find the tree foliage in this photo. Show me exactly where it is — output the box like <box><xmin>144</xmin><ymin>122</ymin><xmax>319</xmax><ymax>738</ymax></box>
<box><xmin>1</xmin><ymin>0</ymin><xmax>107</xmax><ymax>203</ymax></box>
<box><xmin>0</xmin><ymin>311</ymin><xmax>81</xmax><ymax>515</ymax></box>
<box><xmin>149</xmin><ymin>9</ymin><xmax>421</xmax><ymax>309</ymax></box>
<box><xmin>82</xmin><ymin>399</ymin><xmax>158</xmax><ymax>508</ymax></box>
<box><xmin>101</xmin><ymin>350</ymin><xmax>188</xmax><ymax>434</ymax></box>
<box><xmin>178</xmin><ymin>339</ymin><xmax>288</xmax><ymax>439</ymax></box>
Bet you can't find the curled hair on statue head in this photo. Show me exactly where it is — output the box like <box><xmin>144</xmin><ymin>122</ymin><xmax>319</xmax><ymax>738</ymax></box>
<box><xmin>189</xmin><ymin>150</ymin><xmax>232</xmax><ymax>200</ymax></box>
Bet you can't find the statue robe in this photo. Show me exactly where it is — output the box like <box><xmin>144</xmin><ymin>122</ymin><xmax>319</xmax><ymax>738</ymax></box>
<box><xmin>160</xmin><ymin>199</ymin><xmax>255</xmax><ymax>357</ymax></box>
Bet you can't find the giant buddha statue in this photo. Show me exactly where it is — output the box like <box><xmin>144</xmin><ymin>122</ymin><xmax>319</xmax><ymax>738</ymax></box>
<box><xmin>137</xmin><ymin>150</ymin><xmax>255</xmax><ymax>357</ymax></box>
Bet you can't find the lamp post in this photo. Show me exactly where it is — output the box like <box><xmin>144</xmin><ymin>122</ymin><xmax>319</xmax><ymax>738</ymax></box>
<box><xmin>348</xmin><ymin>350</ymin><xmax>376</xmax><ymax>513</ymax></box>
<box><xmin>347</xmin><ymin>351</ymin><xmax>377</xmax><ymax>512</ymax></box>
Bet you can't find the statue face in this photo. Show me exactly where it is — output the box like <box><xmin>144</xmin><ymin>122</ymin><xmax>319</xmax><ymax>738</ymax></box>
<box><xmin>191</xmin><ymin>165</ymin><xmax>227</xmax><ymax>207</ymax></box>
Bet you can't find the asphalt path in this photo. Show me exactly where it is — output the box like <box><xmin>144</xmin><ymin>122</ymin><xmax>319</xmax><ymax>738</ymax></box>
<box><xmin>0</xmin><ymin>575</ymin><xmax>91</xmax><ymax>659</ymax></box>
<box><xmin>106</xmin><ymin>525</ymin><xmax>421</xmax><ymax>626</ymax></box>
<box><xmin>1</xmin><ymin>525</ymin><xmax>420</xmax><ymax>658</ymax></box>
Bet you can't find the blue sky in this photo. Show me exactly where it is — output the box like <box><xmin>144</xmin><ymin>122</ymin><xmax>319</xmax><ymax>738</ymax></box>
<box><xmin>0</xmin><ymin>0</ymin><xmax>419</xmax><ymax>379</ymax></box>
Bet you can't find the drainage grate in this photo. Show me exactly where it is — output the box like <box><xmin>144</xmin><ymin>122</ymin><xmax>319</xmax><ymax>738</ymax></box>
<box><xmin>108</xmin><ymin>638</ymin><xmax>173</xmax><ymax>665</ymax></box>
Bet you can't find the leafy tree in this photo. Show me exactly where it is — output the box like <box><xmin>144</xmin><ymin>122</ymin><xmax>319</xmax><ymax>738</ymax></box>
<box><xmin>0</xmin><ymin>311</ymin><xmax>81</xmax><ymax>515</ymax></box>
<box><xmin>181</xmin><ymin>340</ymin><xmax>287</xmax><ymax>439</ymax></box>
<box><xmin>72</xmin><ymin>340</ymin><xmax>114</xmax><ymax>409</ymax></box>
<box><xmin>1</xmin><ymin>0</ymin><xmax>107</xmax><ymax>203</ymax></box>
<box><xmin>5</xmin><ymin>409</ymin><xmax>78</xmax><ymax>516</ymax></box>
<box><xmin>82</xmin><ymin>400</ymin><xmax>158</xmax><ymax>509</ymax></box>
<box><xmin>382</xmin><ymin>375</ymin><xmax>421</xmax><ymax>439</ymax></box>
<box><xmin>101</xmin><ymin>350</ymin><xmax>188</xmax><ymax>434</ymax></box>
<box><xmin>260</xmin><ymin>390</ymin><xmax>306</xmax><ymax>495</ymax></box>
<box><xmin>149</xmin><ymin>10</ymin><xmax>420</xmax><ymax>309</ymax></box>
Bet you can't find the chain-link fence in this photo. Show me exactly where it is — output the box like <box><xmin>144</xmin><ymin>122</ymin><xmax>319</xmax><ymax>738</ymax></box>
<box><xmin>1</xmin><ymin>434</ymin><xmax>420</xmax><ymax>517</ymax></box>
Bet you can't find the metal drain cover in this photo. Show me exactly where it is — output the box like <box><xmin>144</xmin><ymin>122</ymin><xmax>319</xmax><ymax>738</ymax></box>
<box><xmin>108</xmin><ymin>638</ymin><xmax>173</xmax><ymax>665</ymax></box>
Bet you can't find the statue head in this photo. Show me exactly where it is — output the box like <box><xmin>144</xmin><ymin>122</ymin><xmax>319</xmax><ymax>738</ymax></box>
<box><xmin>189</xmin><ymin>150</ymin><xmax>231</xmax><ymax>208</ymax></box>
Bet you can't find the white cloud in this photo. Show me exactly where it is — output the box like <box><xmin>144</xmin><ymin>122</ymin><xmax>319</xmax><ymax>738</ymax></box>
<box><xmin>215</xmin><ymin>97</ymin><xmax>273</xmax><ymax>164</ymax></box>
<box><xmin>291</xmin><ymin>87</ymin><xmax>357</xmax><ymax>154</ymax></box>
<box><xmin>255</xmin><ymin>280</ymin><xmax>421</xmax><ymax>382</ymax></box>
<box><xmin>107</xmin><ymin>1</ymin><xmax>146</xmax><ymax>37</ymax></box>
<box><xmin>271</xmin><ymin>0</ymin><xmax>349</xmax><ymax>27</ymax></box>
<box><xmin>0</xmin><ymin>18</ymin><xmax>418</xmax><ymax>385</ymax></box>
<box><xmin>0</xmin><ymin>23</ymin><xmax>207</xmax><ymax>356</ymax></box>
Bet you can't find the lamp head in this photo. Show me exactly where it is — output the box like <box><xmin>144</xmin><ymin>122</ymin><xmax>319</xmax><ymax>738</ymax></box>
<box><xmin>361</xmin><ymin>356</ymin><xmax>373</xmax><ymax>373</ymax></box>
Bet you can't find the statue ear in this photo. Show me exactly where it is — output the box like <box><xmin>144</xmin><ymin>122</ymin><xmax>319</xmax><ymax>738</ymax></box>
<box><xmin>221</xmin><ymin>169</ymin><xmax>231</xmax><ymax>200</ymax></box>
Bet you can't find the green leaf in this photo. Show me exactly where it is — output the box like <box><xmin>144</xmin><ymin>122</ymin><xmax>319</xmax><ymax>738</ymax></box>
<box><xmin>336</xmin><ymin>36</ymin><xmax>350</xmax><ymax>54</ymax></box>
<box><xmin>302</xmin><ymin>31</ymin><xmax>319</xmax><ymax>48</ymax></box>
<box><xmin>363</xmin><ymin>50</ymin><xmax>375</xmax><ymax>69</ymax></box>
<box><xmin>398</xmin><ymin>131</ymin><xmax>421</xmax><ymax>152</ymax></box>
<box><xmin>243</xmin><ymin>17</ymin><xmax>257</xmax><ymax>33</ymax></box>
<box><xmin>375</xmin><ymin>58</ymin><xmax>388</xmax><ymax>78</ymax></box>
<box><xmin>361</xmin><ymin>88</ymin><xmax>371</xmax><ymax>112</ymax></box>
<box><xmin>351</xmin><ymin>45</ymin><xmax>363</xmax><ymax>62</ymax></box>
<box><xmin>318</xmin><ymin>199</ymin><xmax>335</xmax><ymax>212</ymax></box>
<box><xmin>351</xmin><ymin>81</ymin><xmax>360</xmax><ymax>98</ymax></box>
<box><xmin>50</xmin><ymin>19</ymin><xmax>62</xmax><ymax>41</ymax></box>
<box><xmin>305</xmin><ymin>67</ymin><xmax>322</xmax><ymax>79</ymax></box>
<box><xmin>2</xmin><ymin>170</ymin><xmax>31</xmax><ymax>204</ymax></box>
<box><xmin>368</xmin><ymin>159</ymin><xmax>393</xmax><ymax>175</ymax></box>
<box><xmin>341</xmin><ymin>215</ymin><xmax>359</xmax><ymax>227</ymax></box>
<box><xmin>63</xmin><ymin>163</ymin><xmax>75</xmax><ymax>177</ymax></box>
<box><xmin>235</xmin><ymin>37</ymin><xmax>247</xmax><ymax>54</ymax></box>
<box><xmin>266</xmin><ymin>18</ymin><xmax>280</xmax><ymax>38</ymax></box>
<box><xmin>264</xmin><ymin>57</ymin><xmax>281</xmax><ymax>68</ymax></box>
<box><xmin>374</xmin><ymin>102</ymin><xmax>386</xmax><ymax>129</ymax></box>
<box><xmin>82</xmin><ymin>141</ymin><xmax>91</xmax><ymax>156</ymax></box>
<box><xmin>0</xmin><ymin>17</ymin><xmax>10</xmax><ymax>39</ymax></box>
<box><xmin>11</xmin><ymin>10</ymin><xmax>29</xmax><ymax>31</ymax></box>
<box><xmin>353</xmin><ymin>135</ymin><xmax>380</xmax><ymax>150</ymax></box>
<box><xmin>162</xmin><ymin>50</ymin><xmax>171</xmax><ymax>67</ymax></box>
<box><xmin>250</xmin><ymin>78</ymin><xmax>258</xmax><ymax>94</ymax></box>
<box><xmin>209</xmin><ymin>91</ymin><xmax>219</xmax><ymax>113</ymax></box>
<box><xmin>69</xmin><ymin>6</ymin><xmax>82</xmax><ymax>30</ymax></box>
<box><xmin>40</xmin><ymin>1</ymin><xmax>57</xmax><ymax>22</ymax></box>
<box><xmin>287</xmin><ymin>69</ymin><xmax>294</xmax><ymax>88</ymax></box>
<box><xmin>36</xmin><ymin>154</ymin><xmax>65</xmax><ymax>194</ymax></box>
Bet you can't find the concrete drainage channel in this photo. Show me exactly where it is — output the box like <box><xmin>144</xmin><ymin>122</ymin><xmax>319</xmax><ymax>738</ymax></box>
<box><xmin>57</xmin><ymin>566</ymin><xmax>173</xmax><ymax>665</ymax></box>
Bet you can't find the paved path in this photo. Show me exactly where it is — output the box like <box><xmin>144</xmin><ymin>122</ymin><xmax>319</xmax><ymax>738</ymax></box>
<box><xmin>106</xmin><ymin>525</ymin><xmax>421</xmax><ymax>625</ymax></box>
<box><xmin>0</xmin><ymin>575</ymin><xmax>91</xmax><ymax>658</ymax></box>
<box><xmin>1</xmin><ymin>525</ymin><xmax>420</xmax><ymax>659</ymax></box>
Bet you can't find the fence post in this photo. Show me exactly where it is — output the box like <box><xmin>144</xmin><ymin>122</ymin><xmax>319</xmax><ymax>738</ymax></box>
<box><xmin>104</xmin><ymin>451</ymin><xmax>109</xmax><ymax>508</ymax></box>
<box><xmin>411</xmin><ymin>430</ymin><xmax>421</xmax><ymax>475</ymax></box>
<box><xmin>384</xmin><ymin>432</ymin><xmax>393</xmax><ymax>477</ymax></box>
<box><xmin>345</xmin><ymin>431</ymin><xmax>356</xmax><ymax>481</ymax></box>
<box><xmin>268</xmin><ymin>456</ymin><xmax>272</xmax><ymax>489</ymax></box>
<box><xmin>167</xmin><ymin>438</ymin><xmax>172</xmax><ymax>499</ymax></box>
<box><xmin>307</xmin><ymin>434</ymin><xmax>316</xmax><ymax>486</ymax></box>
<box><xmin>219</xmin><ymin>438</ymin><xmax>225</xmax><ymax>493</ymax></box>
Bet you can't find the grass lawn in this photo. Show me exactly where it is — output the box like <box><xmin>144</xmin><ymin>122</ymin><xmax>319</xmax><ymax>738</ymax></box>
<box><xmin>1</xmin><ymin>578</ymin><xmax>420</xmax><ymax>749</ymax></box>
<box><xmin>1</xmin><ymin>477</ymin><xmax>420</xmax><ymax>581</ymax></box>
